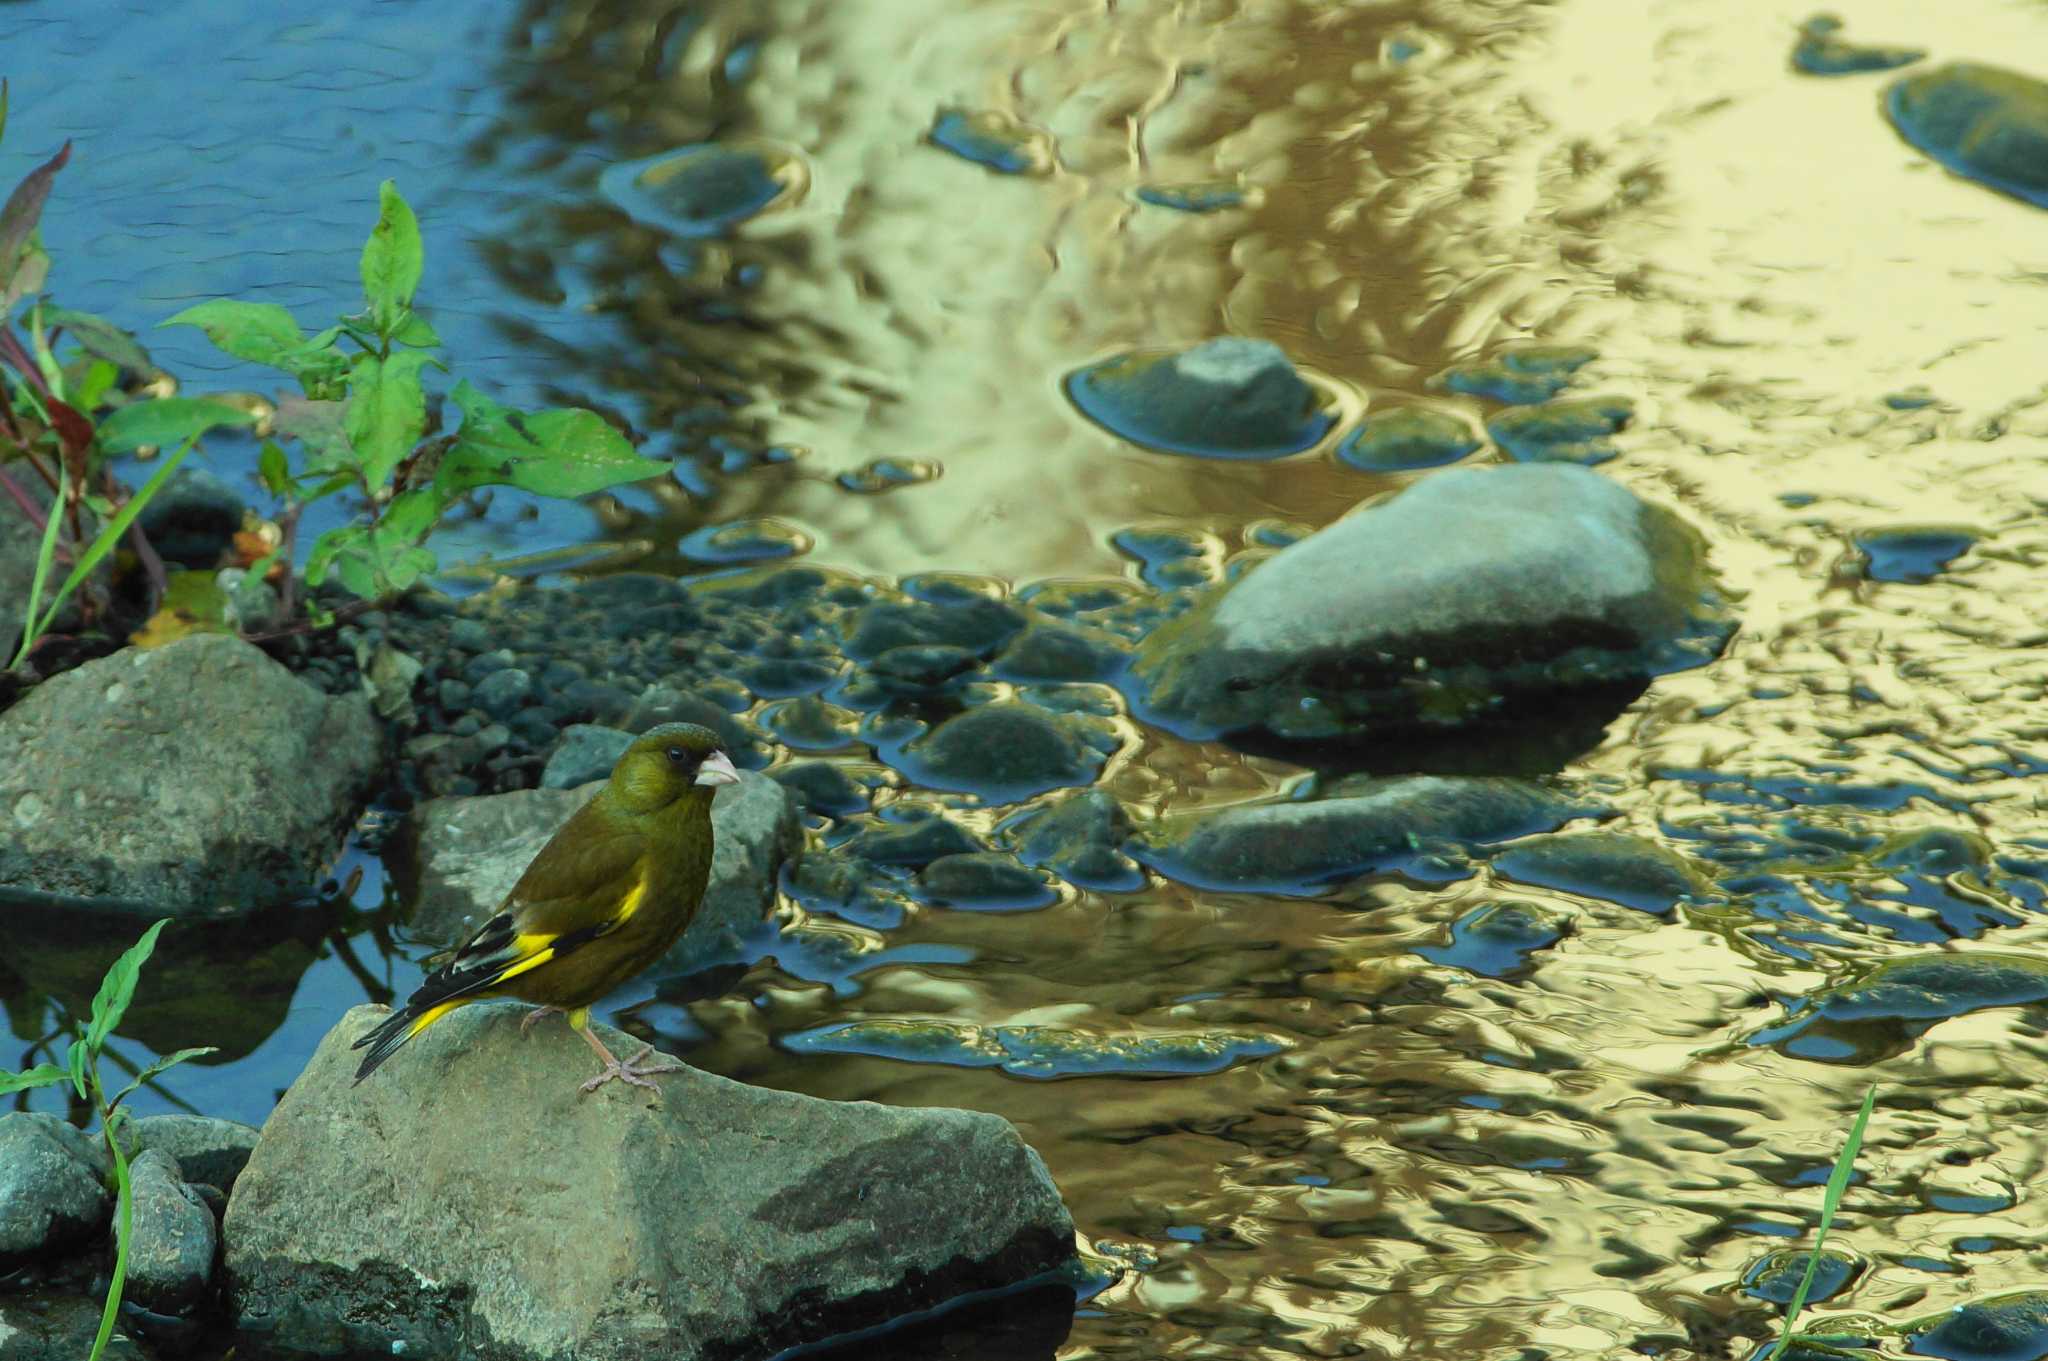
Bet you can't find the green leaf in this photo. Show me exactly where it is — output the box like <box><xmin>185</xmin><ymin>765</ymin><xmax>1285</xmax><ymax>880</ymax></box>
<box><xmin>1</xmin><ymin>241</ymin><xmax>47</xmax><ymax>323</ymax></box>
<box><xmin>0</xmin><ymin>1063</ymin><xmax>68</xmax><ymax>1096</ymax></box>
<box><xmin>86</xmin><ymin>920</ymin><xmax>170</xmax><ymax>1052</ymax></box>
<box><xmin>359</xmin><ymin>180</ymin><xmax>423</xmax><ymax>336</ymax></box>
<box><xmin>110</xmin><ymin>1046</ymin><xmax>219</xmax><ymax>1111</ymax></box>
<box><xmin>343</xmin><ymin>350</ymin><xmax>437</xmax><ymax>490</ymax></box>
<box><xmin>437</xmin><ymin>380</ymin><xmax>666</xmax><ymax>500</ymax></box>
<box><xmin>96</xmin><ymin>396</ymin><xmax>257</xmax><ymax>454</ymax></box>
<box><xmin>258</xmin><ymin>439</ymin><xmax>295</xmax><ymax>497</ymax></box>
<box><xmin>1776</xmin><ymin>1083</ymin><xmax>1877</xmax><ymax>1354</ymax></box>
<box><xmin>391</xmin><ymin>312</ymin><xmax>441</xmax><ymax>349</ymax></box>
<box><xmin>46</xmin><ymin>307</ymin><xmax>156</xmax><ymax>376</ymax></box>
<box><xmin>272</xmin><ymin>397</ymin><xmax>354</xmax><ymax>477</ymax></box>
<box><xmin>72</xmin><ymin>358</ymin><xmax>120</xmax><ymax>412</ymax></box>
<box><xmin>67</xmin><ymin>1038</ymin><xmax>89</xmax><ymax>1099</ymax></box>
<box><xmin>0</xmin><ymin>139</ymin><xmax>70</xmax><ymax>285</ymax></box>
<box><xmin>12</xmin><ymin>461</ymin><xmax>66</xmax><ymax>667</ymax></box>
<box><xmin>159</xmin><ymin>299</ymin><xmax>305</xmax><ymax>365</ymax></box>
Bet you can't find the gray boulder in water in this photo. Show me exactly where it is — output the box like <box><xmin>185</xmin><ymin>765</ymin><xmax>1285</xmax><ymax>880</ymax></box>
<box><xmin>1128</xmin><ymin>464</ymin><xmax>1732</xmax><ymax>745</ymax></box>
<box><xmin>222</xmin><ymin>1003</ymin><xmax>1076</xmax><ymax>1361</ymax></box>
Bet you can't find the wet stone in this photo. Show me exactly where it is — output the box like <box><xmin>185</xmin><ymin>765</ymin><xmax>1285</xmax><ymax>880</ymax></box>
<box><xmin>1853</xmin><ymin>526</ymin><xmax>1976</xmax><ymax>583</ymax></box>
<box><xmin>927</xmin><ymin>108</ymin><xmax>1056</xmax><ymax>175</ymax></box>
<box><xmin>1487</xmin><ymin>397</ymin><xmax>1634</xmax><ymax>465</ymax></box>
<box><xmin>472</xmin><ymin>666</ymin><xmax>535</xmax><ymax>719</ymax></box>
<box><xmin>1792</xmin><ymin>14</ymin><xmax>1923</xmax><ymax>76</ymax></box>
<box><xmin>1749</xmin><ymin>952</ymin><xmax>2048</xmax><ymax>1063</ymax></box>
<box><xmin>841</xmin><ymin>813</ymin><xmax>985</xmax><ymax>868</ymax></box>
<box><xmin>1488</xmin><ymin>831</ymin><xmax>1709</xmax><ymax>915</ymax></box>
<box><xmin>769</xmin><ymin>760</ymin><xmax>874</xmax><ymax>819</ymax></box>
<box><xmin>917</xmin><ymin>853</ymin><xmax>1059</xmax><ymax>911</ymax></box>
<box><xmin>1415</xmin><ymin>899</ymin><xmax>1571</xmax><ymax>978</ymax></box>
<box><xmin>1741</xmin><ymin>1245</ymin><xmax>1864</xmax><ymax>1305</ymax></box>
<box><xmin>844</xmin><ymin>597</ymin><xmax>1025</xmax><ymax>662</ymax></box>
<box><xmin>761</xmin><ymin>695</ymin><xmax>861</xmax><ymax>751</ymax></box>
<box><xmin>993</xmin><ymin>619</ymin><xmax>1130</xmax><ymax>683</ymax></box>
<box><xmin>1907</xmin><ymin>1289</ymin><xmax>2048</xmax><ymax>1361</ymax></box>
<box><xmin>1134</xmin><ymin>181</ymin><xmax>1254</xmax><ymax>213</ymax></box>
<box><xmin>1887</xmin><ymin>63</ymin><xmax>2048</xmax><ymax>210</ymax></box>
<box><xmin>782</xmin><ymin>1018</ymin><xmax>1286</xmax><ymax>1079</ymax></box>
<box><xmin>1129</xmin><ymin>464</ymin><xmax>1732</xmax><ymax>744</ymax></box>
<box><xmin>1435</xmin><ymin>345</ymin><xmax>1596</xmax><ymax>405</ymax></box>
<box><xmin>126</xmin><ymin>1147</ymin><xmax>217</xmax><ymax>1317</ymax></box>
<box><xmin>1136</xmin><ymin>777</ymin><xmax>1603</xmax><ymax>896</ymax></box>
<box><xmin>837</xmin><ymin>458</ymin><xmax>939</xmax><ymax>494</ymax></box>
<box><xmin>784</xmin><ymin>850</ymin><xmax>911</xmax><ymax>930</ymax></box>
<box><xmin>598</xmin><ymin>141</ymin><xmax>808</xmax><ymax>237</ymax></box>
<box><xmin>897</xmin><ymin>702</ymin><xmax>1109</xmax><ymax>803</ymax></box>
<box><xmin>1002</xmin><ymin>788</ymin><xmax>1144</xmax><ymax>892</ymax></box>
<box><xmin>743</xmin><ymin>655</ymin><xmax>840</xmax><ymax>697</ymax></box>
<box><xmin>540</xmin><ymin>724</ymin><xmax>635</xmax><ymax>790</ymax></box>
<box><xmin>866</xmin><ymin>644</ymin><xmax>981</xmax><ymax>696</ymax></box>
<box><xmin>1335</xmin><ymin>407</ymin><xmax>1484</xmax><ymax>472</ymax></box>
<box><xmin>1066</xmin><ymin>338</ymin><xmax>1335</xmax><ymax>460</ymax></box>
<box><xmin>678</xmin><ymin>517</ymin><xmax>812</xmax><ymax>565</ymax></box>
<box><xmin>1873</xmin><ymin>827</ymin><xmax>1992</xmax><ymax>876</ymax></box>
<box><xmin>0</xmin><ymin>1113</ymin><xmax>111</xmax><ymax>1267</ymax></box>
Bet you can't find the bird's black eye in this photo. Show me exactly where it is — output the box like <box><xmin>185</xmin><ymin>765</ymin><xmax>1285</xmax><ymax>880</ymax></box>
<box><xmin>666</xmin><ymin>745</ymin><xmax>688</xmax><ymax>766</ymax></box>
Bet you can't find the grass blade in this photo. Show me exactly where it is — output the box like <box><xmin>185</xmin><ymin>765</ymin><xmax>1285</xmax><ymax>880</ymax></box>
<box><xmin>1774</xmin><ymin>1082</ymin><xmax>1877</xmax><ymax>1355</ymax></box>
<box><xmin>10</xmin><ymin>462</ymin><xmax>66</xmax><ymax>668</ymax></box>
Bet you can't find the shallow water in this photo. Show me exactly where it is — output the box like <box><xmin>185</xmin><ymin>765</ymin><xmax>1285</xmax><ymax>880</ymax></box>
<box><xmin>10</xmin><ymin>0</ymin><xmax>2048</xmax><ymax>1358</ymax></box>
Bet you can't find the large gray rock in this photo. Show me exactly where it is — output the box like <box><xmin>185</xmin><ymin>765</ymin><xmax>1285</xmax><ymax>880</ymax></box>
<box><xmin>1128</xmin><ymin>464</ymin><xmax>1732</xmax><ymax>744</ymax></box>
<box><xmin>0</xmin><ymin>1112</ymin><xmax>111</xmax><ymax>1266</ymax></box>
<box><xmin>224</xmin><ymin>1003</ymin><xmax>1076</xmax><ymax>1361</ymax></box>
<box><xmin>1135</xmin><ymin>776</ymin><xmax>1604</xmax><ymax>895</ymax></box>
<box><xmin>125</xmin><ymin>1147</ymin><xmax>218</xmax><ymax>1316</ymax></box>
<box><xmin>0</xmin><ymin>635</ymin><xmax>383</xmax><ymax>911</ymax></box>
<box><xmin>408</xmin><ymin>770</ymin><xmax>799</xmax><ymax>974</ymax></box>
<box><xmin>1887</xmin><ymin>63</ymin><xmax>2048</xmax><ymax>210</ymax></box>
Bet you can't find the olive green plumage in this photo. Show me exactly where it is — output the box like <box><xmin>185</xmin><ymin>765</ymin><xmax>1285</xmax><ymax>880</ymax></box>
<box><xmin>353</xmin><ymin>722</ymin><xmax>739</xmax><ymax>1091</ymax></box>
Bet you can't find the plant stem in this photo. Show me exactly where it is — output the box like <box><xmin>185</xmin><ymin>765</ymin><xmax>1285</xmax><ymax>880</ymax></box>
<box><xmin>108</xmin><ymin>470</ymin><xmax>167</xmax><ymax>599</ymax></box>
<box><xmin>88</xmin><ymin>1080</ymin><xmax>132</xmax><ymax>1361</ymax></box>
<box><xmin>0</xmin><ymin>464</ymin><xmax>46</xmax><ymax>530</ymax></box>
<box><xmin>276</xmin><ymin>501</ymin><xmax>303</xmax><ymax>619</ymax></box>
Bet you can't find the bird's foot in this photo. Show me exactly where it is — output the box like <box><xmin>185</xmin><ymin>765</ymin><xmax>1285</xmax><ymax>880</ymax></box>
<box><xmin>520</xmin><ymin>1005</ymin><xmax>564</xmax><ymax>1037</ymax></box>
<box><xmin>579</xmin><ymin>1044</ymin><xmax>686</xmax><ymax>1095</ymax></box>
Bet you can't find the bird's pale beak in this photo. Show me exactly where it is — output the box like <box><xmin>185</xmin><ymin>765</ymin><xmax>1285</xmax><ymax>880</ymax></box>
<box><xmin>694</xmin><ymin>750</ymin><xmax>742</xmax><ymax>787</ymax></box>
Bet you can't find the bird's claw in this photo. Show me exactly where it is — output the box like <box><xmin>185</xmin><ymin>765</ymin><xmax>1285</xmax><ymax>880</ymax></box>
<box><xmin>579</xmin><ymin>1043</ymin><xmax>685</xmax><ymax>1095</ymax></box>
<box><xmin>520</xmin><ymin>1005</ymin><xmax>563</xmax><ymax>1037</ymax></box>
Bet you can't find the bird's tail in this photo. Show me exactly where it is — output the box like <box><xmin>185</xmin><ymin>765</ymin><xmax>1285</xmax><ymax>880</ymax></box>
<box><xmin>351</xmin><ymin>999</ymin><xmax>464</xmax><ymax>1084</ymax></box>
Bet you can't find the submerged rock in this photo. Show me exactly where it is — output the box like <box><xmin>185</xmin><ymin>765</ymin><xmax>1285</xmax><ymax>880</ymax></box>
<box><xmin>1853</xmin><ymin>525</ymin><xmax>1976</xmax><ymax>583</ymax></box>
<box><xmin>224</xmin><ymin>1003</ymin><xmax>1076</xmax><ymax>1361</ymax></box>
<box><xmin>1436</xmin><ymin>345</ymin><xmax>1595</xmax><ymax>405</ymax></box>
<box><xmin>0</xmin><ymin>635</ymin><xmax>382</xmax><ymax>911</ymax></box>
<box><xmin>783</xmin><ymin>1017</ymin><xmax>1286</xmax><ymax>1078</ymax></box>
<box><xmin>1136</xmin><ymin>777</ymin><xmax>1602</xmax><ymax>895</ymax></box>
<box><xmin>917</xmin><ymin>852</ymin><xmax>1059</xmax><ymax>911</ymax></box>
<box><xmin>1750</xmin><ymin>951</ymin><xmax>2048</xmax><ymax>1063</ymax></box>
<box><xmin>407</xmin><ymin>771</ymin><xmax>798</xmax><ymax>975</ymax></box>
<box><xmin>1907</xmin><ymin>1289</ymin><xmax>2048</xmax><ymax>1361</ymax></box>
<box><xmin>0</xmin><ymin>1113</ymin><xmax>110</xmax><ymax>1267</ymax></box>
<box><xmin>1335</xmin><ymin>407</ymin><xmax>1483</xmax><ymax>472</ymax></box>
<box><xmin>1128</xmin><ymin>465</ymin><xmax>1732</xmax><ymax>745</ymax></box>
<box><xmin>126</xmin><ymin>1147</ymin><xmax>218</xmax><ymax>1317</ymax></box>
<box><xmin>896</xmin><ymin>702</ymin><xmax>1111</xmax><ymax>803</ymax></box>
<box><xmin>1065</xmin><ymin>338</ymin><xmax>1335</xmax><ymax>459</ymax></box>
<box><xmin>1741</xmin><ymin>1245</ymin><xmax>1863</xmax><ymax>1305</ymax></box>
<box><xmin>1135</xmin><ymin>181</ymin><xmax>1255</xmax><ymax>213</ymax></box>
<box><xmin>993</xmin><ymin>619</ymin><xmax>1129</xmax><ymax>683</ymax></box>
<box><xmin>1415</xmin><ymin>899</ymin><xmax>1572</xmax><ymax>978</ymax></box>
<box><xmin>841</xmin><ymin>812</ymin><xmax>985</xmax><ymax>868</ymax></box>
<box><xmin>1792</xmin><ymin>14</ymin><xmax>1923</xmax><ymax>77</ymax></box>
<box><xmin>927</xmin><ymin>108</ymin><xmax>1056</xmax><ymax>175</ymax></box>
<box><xmin>598</xmin><ymin>141</ymin><xmax>809</xmax><ymax>237</ymax></box>
<box><xmin>1003</xmin><ymin>788</ymin><xmax>1144</xmax><ymax>891</ymax></box>
<box><xmin>1887</xmin><ymin>63</ymin><xmax>2048</xmax><ymax>210</ymax></box>
<box><xmin>136</xmin><ymin>466</ymin><xmax>247</xmax><ymax>569</ymax></box>
<box><xmin>1487</xmin><ymin>397</ymin><xmax>1634</xmax><ymax>465</ymax></box>
<box><xmin>768</xmin><ymin>760</ymin><xmax>874</xmax><ymax>819</ymax></box>
<box><xmin>1489</xmin><ymin>831</ymin><xmax>1710</xmax><ymax>914</ymax></box>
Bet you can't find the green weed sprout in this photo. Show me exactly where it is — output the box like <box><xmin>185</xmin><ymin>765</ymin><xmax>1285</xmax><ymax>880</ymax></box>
<box><xmin>0</xmin><ymin>920</ymin><xmax>218</xmax><ymax>1361</ymax></box>
<box><xmin>1767</xmin><ymin>1083</ymin><xmax>1877</xmax><ymax>1360</ymax></box>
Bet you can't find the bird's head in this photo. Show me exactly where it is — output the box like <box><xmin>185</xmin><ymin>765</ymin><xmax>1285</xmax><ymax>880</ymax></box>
<box><xmin>607</xmin><ymin>722</ymin><xmax>740</xmax><ymax>814</ymax></box>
